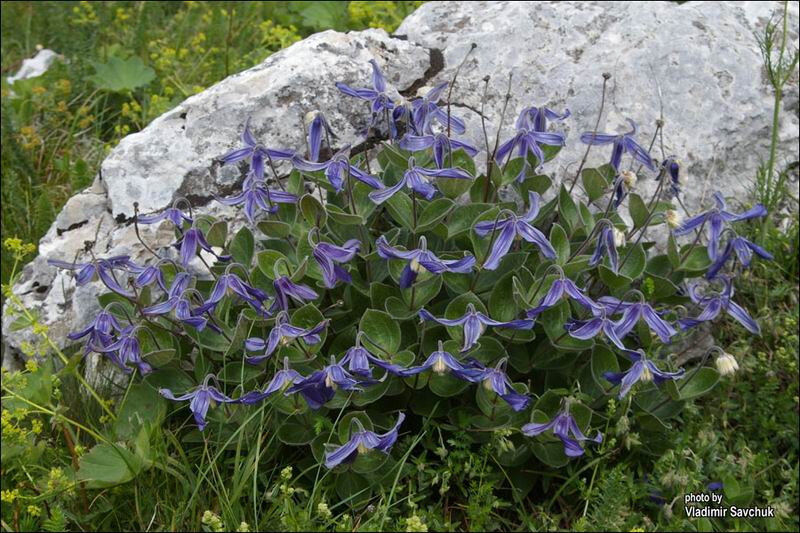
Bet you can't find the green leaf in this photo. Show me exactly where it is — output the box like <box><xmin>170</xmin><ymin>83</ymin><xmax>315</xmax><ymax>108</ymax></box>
<box><xmin>292</xmin><ymin>304</ymin><xmax>327</xmax><ymax>354</ymax></box>
<box><xmin>257</xmin><ymin>220</ymin><xmax>292</xmax><ymax>238</ymax></box>
<box><xmin>558</xmin><ymin>185</ymin><xmax>581</xmax><ymax>233</ymax></box>
<box><xmin>89</xmin><ymin>56</ymin><xmax>155</xmax><ymax>92</ymax></box>
<box><xmin>629</xmin><ymin>193</ymin><xmax>649</xmax><ymax>229</ymax></box>
<box><xmin>277</xmin><ymin>421</ymin><xmax>316</xmax><ymax>445</ymax></box>
<box><xmin>114</xmin><ymin>384</ymin><xmax>166</xmax><ymax>439</ymax></box>
<box><xmin>299</xmin><ymin>193</ymin><xmax>327</xmax><ymax>228</ymax></box>
<box><xmin>326</xmin><ymin>204</ymin><xmax>362</xmax><ymax>225</ymax></box>
<box><xmin>447</xmin><ymin>203</ymin><xmax>493</xmax><ymax>238</ymax></box>
<box><xmin>591</xmin><ymin>345</ymin><xmax>619</xmax><ymax>390</ymax></box>
<box><xmin>229</xmin><ymin>227</ymin><xmax>255</xmax><ymax>266</ymax></box>
<box><xmin>360</xmin><ymin>309</ymin><xmax>401</xmax><ymax>354</ymax></box>
<box><xmin>206</xmin><ymin>221</ymin><xmax>228</xmax><ymax>248</ymax></box>
<box><xmin>667</xmin><ymin>233</ymin><xmax>681</xmax><ymax>269</ymax></box>
<box><xmin>416</xmin><ymin>198</ymin><xmax>454</xmax><ymax>232</ymax></box>
<box><xmin>581</xmin><ymin>168</ymin><xmax>609</xmax><ymax>203</ymax></box>
<box><xmin>78</xmin><ymin>444</ymin><xmax>144</xmax><ymax>488</ymax></box>
<box><xmin>549</xmin><ymin>223</ymin><xmax>570</xmax><ymax>265</ymax></box>
<box><xmin>385</xmin><ymin>192</ymin><xmax>415</xmax><ymax>230</ymax></box>
<box><xmin>256</xmin><ymin>250</ymin><xmax>288</xmax><ymax>279</ymax></box>
<box><xmin>679</xmin><ymin>367</ymin><xmax>720</xmax><ymax>400</ymax></box>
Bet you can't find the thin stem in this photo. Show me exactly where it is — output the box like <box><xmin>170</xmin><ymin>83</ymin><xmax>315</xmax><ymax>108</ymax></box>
<box><xmin>569</xmin><ymin>74</ymin><xmax>610</xmax><ymax>194</ymax></box>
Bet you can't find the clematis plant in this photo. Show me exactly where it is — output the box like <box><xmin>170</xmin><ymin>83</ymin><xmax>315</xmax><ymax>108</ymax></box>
<box><xmin>54</xmin><ymin>58</ymin><xmax>769</xmax><ymax>485</ymax></box>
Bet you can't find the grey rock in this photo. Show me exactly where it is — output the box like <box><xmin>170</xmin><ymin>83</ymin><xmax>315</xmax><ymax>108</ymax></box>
<box><xmin>7</xmin><ymin>49</ymin><xmax>60</xmax><ymax>85</ymax></box>
<box><xmin>397</xmin><ymin>0</ymin><xmax>800</xmax><ymax>215</ymax></box>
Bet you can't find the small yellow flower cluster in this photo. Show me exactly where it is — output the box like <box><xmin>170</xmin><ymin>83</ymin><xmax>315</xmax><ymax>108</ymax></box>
<box><xmin>71</xmin><ymin>1</ymin><xmax>98</xmax><ymax>26</ymax></box>
<box><xmin>1</xmin><ymin>489</ymin><xmax>20</xmax><ymax>504</ymax></box>
<box><xmin>405</xmin><ymin>514</ymin><xmax>428</xmax><ymax>532</ymax></box>
<box><xmin>4</xmin><ymin>238</ymin><xmax>37</xmax><ymax>260</ymax></box>
<box><xmin>18</xmin><ymin>125</ymin><xmax>42</xmax><ymax>151</ymax></box>
<box><xmin>259</xmin><ymin>20</ymin><xmax>301</xmax><ymax>52</ymax></box>
<box><xmin>316</xmin><ymin>501</ymin><xmax>333</xmax><ymax>520</ymax></box>
<box><xmin>201</xmin><ymin>510</ymin><xmax>225</xmax><ymax>532</ymax></box>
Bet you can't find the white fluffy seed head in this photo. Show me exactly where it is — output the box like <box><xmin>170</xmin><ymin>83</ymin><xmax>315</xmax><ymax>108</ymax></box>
<box><xmin>715</xmin><ymin>352</ymin><xmax>739</xmax><ymax>376</ymax></box>
<box><xmin>665</xmin><ymin>209</ymin><xmax>682</xmax><ymax>228</ymax></box>
<box><xmin>304</xmin><ymin>110</ymin><xmax>319</xmax><ymax>125</ymax></box>
<box><xmin>416</xmin><ymin>85</ymin><xmax>433</xmax><ymax>98</ymax></box>
<box><xmin>621</xmin><ymin>170</ymin><xmax>638</xmax><ymax>189</ymax></box>
<box><xmin>640</xmin><ymin>364</ymin><xmax>653</xmax><ymax>383</ymax></box>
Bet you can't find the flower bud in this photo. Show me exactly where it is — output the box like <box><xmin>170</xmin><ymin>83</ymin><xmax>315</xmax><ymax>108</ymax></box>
<box><xmin>613</xmin><ymin>227</ymin><xmax>627</xmax><ymax>248</ymax></box>
<box><xmin>621</xmin><ymin>170</ymin><xmax>637</xmax><ymax>189</ymax></box>
<box><xmin>715</xmin><ymin>352</ymin><xmax>739</xmax><ymax>376</ymax></box>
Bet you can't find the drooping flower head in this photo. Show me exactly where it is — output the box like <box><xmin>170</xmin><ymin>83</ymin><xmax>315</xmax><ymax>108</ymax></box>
<box><xmin>705</xmin><ymin>230</ymin><xmax>773</xmax><ymax>280</ymax></box>
<box><xmin>270</xmin><ymin>273</ymin><xmax>319</xmax><ymax>314</ymax></box>
<box><xmin>603</xmin><ymin>349</ymin><xmax>685</xmax><ymax>399</ymax></box>
<box><xmin>292</xmin><ymin>145</ymin><xmax>382</xmax><ymax>193</ymax></box>
<box><xmin>324</xmin><ymin>413</ymin><xmax>406</xmax><ymax>469</ymax></box>
<box><xmin>48</xmin><ymin>255</ymin><xmax>136</xmax><ymax>297</ymax></box>
<box><xmin>340</xmin><ymin>332</ymin><xmax>408</xmax><ymax>377</ymax></box>
<box><xmin>286</xmin><ymin>355</ymin><xmax>365</xmax><ymax>410</ymax></box>
<box><xmin>67</xmin><ymin>306</ymin><xmax>124</xmax><ymax>355</ymax></box>
<box><xmin>496</xmin><ymin>107</ymin><xmax>568</xmax><ymax>180</ymax></box>
<box><xmin>236</xmin><ymin>357</ymin><xmax>304</xmax><ymax>404</ymax></box>
<box><xmin>411</xmin><ymin>82</ymin><xmax>466</xmax><ymax>135</ymax></box>
<box><xmin>526</xmin><ymin>269</ymin><xmax>599</xmax><ymax>318</ymax></box>
<box><xmin>418</xmin><ymin>303</ymin><xmax>533</xmax><ymax>352</ymax></box>
<box><xmin>97</xmin><ymin>325</ymin><xmax>153</xmax><ymax>375</ymax></box>
<box><xmin>136</xmin><ymin>200</ymin><xmax>193</xmax><ymax>228</ymax></box>
<box><xmin>244</xmin><ymin>311</ymin><xmax>328</xmax><ymax>365</ymax></box>
<box><xmin>221</xmin><ymin>118</ymin><xmax>294</xmax><ymax>180</ymax></box>
<box><xmin>522</xmin><ymin>401</ymin><xmax>602</xmax><ymax>458</ymax></box>
<box><xmin>595</xmin><ymin>295</ymin><xmax>677</xmax><ymax>344</ymax></box>
<box><xmin>216</xmin><ymin>176</ymin><xmax>298</xmax><ymax>223</ymax></box>
<box><xmin>174</xmin><ymin>226</ymin><xmax>231</xmax><ymax>268</ymax></box>
<box><xmin>305</xmin><ymin>110</ymin><xmax>332</xmax><ymax>162</ymax></box>
<box><xmin>466</xmin><ymin>358</ymin><xmax>531</xmax><ymax>411</ymax></box>
<box><xmin>375</xmin><ymin>235</ymin><xmax>475</xmax><ymax>288</ymax></box>
<box><xmin>673</xmin><ymin>192</ymin><xmax>767</xmax><ymax>261</ymax></box>
<box><xmin>588</xmin><ymin>222</ymin><xmax>625</xmax><ymax>274</ymax></box>
<box><xmin>677</xmin><ymin>276</ymin><xmax>760</xmax><ymax>334</ymax></box>
<box><xmin>400</xmin><ymin>340</ymin><xmax>479</xmax><ymax>380</ymax></box>
<box><xmin>308</xmin><ymin>231</ymin><xmax>361</xmax><ymax>289</ymax></box>
<box><xmin>368</xmin><ymin>155</ymin><xmax>473</xmax><ymax>204</ymax></box>
<box><xmin>142</xmin><ymin>272</ymin><xmax>209</xmax><ymax>331</ymax></box>
<box><xmin>399</xmin><ymin>131</ymin><xmax>478</xmax><ymax>169</ymax></box>
<box><xmin>579</xmin><ymin>119</ymin><xmax>655</xmax><ymax>173</ymax></box>
<box><xmin>473</xmin><ymin>191</ymin><xmax>557</xmax><ymax>270</ymax></box>
<box><xmin>159</xmin><ymin>374</ymin><xmax>236</xmax><ymax>431</ymax></box>
<box><xmin>336</xmin><ymin>59</ymin><xmax>396</xmax><ymax>128</ymax></box>
<box><xmin>197</xmin><ymin>267</ymin><xmax>271</xmax><ymax>317</ymax></box>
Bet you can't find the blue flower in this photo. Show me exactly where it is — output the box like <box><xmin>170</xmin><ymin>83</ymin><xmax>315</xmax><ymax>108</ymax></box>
<box><xmin>706</xmin><ymin>232</ymin><xmax>773</xmax><ymax>280</ymax></box>
<box><xmin>216</xmin><ymin>177</ymin><xmax>298</xmax><ymax>223</ymax></box>
<box><xmin>662</xmin><ymin>156</ymin><xmax>684</xmax><ymax>198</ymax></box>
<box><xmin>400</xmin><ymin>341</ymin><xmax>478</xmax><ymax>380</ymax></box>
<box><xmin>244</xmin><ymin>311</ymin><xmax>328</xmax><ymax>365</ymax></box>
<box><xmin>221</xmin><ymin>118</ymin><xmax>294</xmax><ymax>180</ymax></box>
<box><xmin>236</xmin><ymin>357</ymin><xmax>304</xmax><ymax>404</ymax></box>
<box><xmin>340</xmin><ymin>333</ymin><xmax>408</xmax><ymax>377</ymax></box>
<box><xmin>305</xmin><ymin>110</ymin><xmax>331</xmax><ymax>162</ymax></box>
<box><xmin>677</xmin><ymin>276</ymin><xmax>760</xmax><ymax>334</ymax></box>
<box><xmin>522</xmin><ymin>403</ymin><xmax>602</xmax><ymax>458</ymax></box>
<box><xmin>603</xmin><ymin>349</ymin><xmax>685</xmax><ymax>399</ymax></box>
<box><xmin>588</xmin><ymin>224</ymin><xmax>622</xmax><ymax>273</ymax></box>
<box><xmin>336</xmin><ymin>59</ymin><xmax>395</xmax><ymax>119</ymax></box>
<box><xmin>496</xmin><ymin>108</ymin><xmax>567</xmax><ymax>180</ymax></box>
<box><xmin>159</xmin><ymin>374</ymin><xmax>236</xmax><ymax>431</ymax></box>
<box><xmin>270</xmin><ymin>275</ymin><xmax>319</xmax><ymax>314</ymax></box>
<box><xmin>136</xmin><ymin>206</ymin><xmax>192</xmax><ymax>227</ymax></box>
<box><xmin>198</xmin><ymin>271</ymin><xmax>271</xmax><ymax>317</ymax></box>
<box><xmin>673</xmin><ymin>192</ymin><xmax>767</xmax><ymax>261</ymax></box>
<box><xmin>309</xmin><ymin>234</ymin><xmax>361</xmax><ymax>289</ymax></box>
<box><xmin>97</xmin><ymin>326</ymin><xmax>153</xmax><ymax>375</ymax></box>
<box><xmin>398</xmin><ymin>132</ymin><xmax>478</xmax><ymax>169</ymax></box>
<box><xmin>48</xmin><ymin>255</ymin><xmax>136</xmax><ymax>297</ymax></box>
<box><xmin>142</xmin><ymin>272</ymin><xmax>209</xmax><ymax>331</ymax></box>
<box><xmin>67</xmin><ymin>308</ymin><xmax>124</xmax><ymax>355</ymax></box>
<box><xmin>375</xmin><ymin>235</ymin><xmax>476</xmax><ymax>288</ymax></box>
<box><xmin>324</xmin><ymin>412</ymin><xmax>405</xmax><ymax>469</ymax></box>
<box><xmin>473</xmin><ymin>191</ymin><xmax>557</xmax><ymax>270</ymax></box>
<box><xmin>411</xmin><ymin>82</ymin><xmax>466</xmax><ymax>135</ymax></box>
<box><xmin>286</xmin><ymin>356</ymin><xmax>364</xmax><ymax>410</ymax></box>
<box><xmin>526</xmin><ymin>274</ymin><xmax>598</xmax><ymax>318</ymax></box>
<box><xmin>418</xmin><ymin>303</ymin><xmax>533</xmax><ymax>352</ymax></box>
<box><xmin>596</xmin><ymin>296</ymin><xmax>677</xmax><ymax>344</ymax></box>
<box><xmin>580</xmin><ymin>119</ymin><xmax>655</xmax><ymax>172</ymax></box>
<box><xmin>465</xmin><ymin>358</ymin><xmax>531</xmax><ymax>411</ymax></box>
<box><xmin>174</xmin><ymin>227</ymin><xmax>231</xmax><ymax>267</ymax></box>
<box><xmin>369</xmin><ymin>155</ymin><xmax>473</xmax><ymax>204</ymax></box>
<box><xmin>130</xmin><ymin>262</ymin><xmax>168</xmax><ymax>291</ymax></box>
<box><xmin>292</xmin><ymin>145</ymin><xmax>382</xmax><ymax>192</ymax></box>
<box><xmin>564</xmin><ymin>310</ymin><xmax>626</xmax><ymax>350</ymax></box>
<box><xmin>517</xmin><ymin>105</ymin><xmax>570</xmax><ymax>133</ymax></box>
